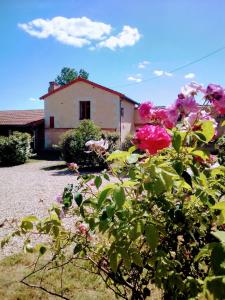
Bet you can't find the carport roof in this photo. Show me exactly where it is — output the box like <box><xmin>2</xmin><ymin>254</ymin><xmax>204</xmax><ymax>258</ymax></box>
<box><xmin>0</xmin><ymin>109</ymin><xmax>44</xmax><ymax>126</ymax></box>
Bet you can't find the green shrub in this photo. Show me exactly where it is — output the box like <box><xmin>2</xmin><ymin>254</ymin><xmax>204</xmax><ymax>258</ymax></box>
<box><xmin>121</xmin><ymin>133</ymin><xmax>134</xmax><ymax>150</ymax></box>
<box><xmin>0</xmin><ymin>132</ymin><xmax>31</xmax><ymax>166</ymax></box>
<box><xmin>102</xmin><ymin>131</ymin><xmax>120</xmax><ymax>152</ymax></box>
<box><xmin>59</xmin><ymin>120</ymin><xmax>102</xmax><ymax>166</ymax></box>
<box><xmin>215</xmin><ymin>134</ymin><xmax>225</xmax><ymax>165</ymax></box>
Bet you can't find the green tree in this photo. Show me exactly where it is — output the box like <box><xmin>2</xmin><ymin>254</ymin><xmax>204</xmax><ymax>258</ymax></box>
<box><xmin>55</xmin><ymin>67</ymin><xmax>89</xmax><ymax>86</ymax></box>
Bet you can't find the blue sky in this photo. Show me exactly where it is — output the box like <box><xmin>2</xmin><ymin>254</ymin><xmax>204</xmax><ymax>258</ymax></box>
<box><xmin>1</xmin><ymin>0</ymin><xmax>225</xmax><ymax>110</ymax></box>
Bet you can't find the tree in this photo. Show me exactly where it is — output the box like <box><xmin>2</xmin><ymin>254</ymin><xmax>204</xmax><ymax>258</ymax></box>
<box><xmin>55</xmin><ymin>67</ymin><xmax>89</xmax><ymax>86</ymax></box>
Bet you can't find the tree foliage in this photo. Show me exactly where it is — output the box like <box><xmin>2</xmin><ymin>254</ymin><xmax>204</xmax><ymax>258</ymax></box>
<box><xmin>55</xmin><ymin>67</ymin><xmax>89</xmax><ymax>86</ymax></box>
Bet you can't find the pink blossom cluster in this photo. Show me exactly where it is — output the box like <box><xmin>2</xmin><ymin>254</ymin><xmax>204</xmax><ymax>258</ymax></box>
<box><xmin>205</xmin><ymin>84</ymin><xmax>225</xmax><ymax>114</ymax></box>
<box><xmin>77</xmin><ymin>223</ymin><xmax>93</xmax><ymax>241</ymax></box>
<box><xmin>134</xmin><ymin>125</ymin><xmax>171</xmax><ymax>155</ymax></box>
<box><xmin>67</xmin><ymin>162</ymin><xmax>79</xmax><ymax>172</ymax></box>
<box><xmin>135</xmin><ymin>82</ymin><xmax>225</xmax><ymax>154</ymax></box>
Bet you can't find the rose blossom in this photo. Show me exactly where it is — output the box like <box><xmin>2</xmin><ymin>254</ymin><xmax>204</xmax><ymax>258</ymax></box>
<box><xmin>175</xmin><ymin>95</ymin><xmax>199</xmax><ymax>115</ymax></box>
<box><xmin>67</xmin><ymin>162</ymin><xmax>79</xmax><ymax>172</ymax></box>
<box><xmin>78</xmin><ymin>223</ymin><xmax>88</xmax><ymax>235</ymax></box>
<box><xmin>205</xmin><ymin>84</ymin><xmax>225</xmax><ymax>101</ymax></box>
<box><xmin>138</xmin><ymin>102</ymin><xmax>153</xmax><ymax>120</ymax></box>
<box><xmin>152</xmin><ymin>107</ymin><xmax>178</xmax><ymax>129</ymax></box>
<box><xmin>212</xmin><ymin>98</ymin><xmax>225</xmax><ymax>115</ymax></box>
<box><xmin>134</xmin><ymin>125</ymin><xmax>171</xmax><ymax>155</ymax></box>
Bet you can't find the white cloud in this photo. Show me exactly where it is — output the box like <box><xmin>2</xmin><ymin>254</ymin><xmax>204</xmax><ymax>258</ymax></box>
<box><xmin>29</xmin><ymin>97</ymin><xmax>38</xmax><ymax>102</ymax></box>
<box><xmin>18</xmin><ymin>16</ymin><xmax>112</xmax><ymax>47</ymax></box>
<box><xmin>153</xmin><ymin>70</ymin><xmax>173</xmax><ymax>77</ymax></box>
<box><xmin>97</xmin><ymin>25</ymin><xmax>141</xmax><ymax>50</ymax></box>
<box><xmin>184</xmin><ymin>73</ymin><xmax>195</xmax><ymax>79</ymax></box>
<box><xmin>127</xmin><ymin>74</ymin><xmax>142</xmax><ymax>83</ymax></box>
<box><xmin>138</xmin><ymin>60</ymin><xmax>150</xmax><ymax>69</ymax></box>
<box><xmin>18</xmin><ymin>17</ymin><xmax>141</xmax><ymax>50</ymax></box>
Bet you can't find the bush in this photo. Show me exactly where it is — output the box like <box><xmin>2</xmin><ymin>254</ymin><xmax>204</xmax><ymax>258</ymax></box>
<box><xmin>0</xmin><ymin>132</ymin><xmax>31</xmax><ymax>166</ymax></box>
<box><xmin>215</xmin><ymin>134</ymin><xmax>225</xmax><ymax>165</ymax></box>
<box><xmin>59</xmin><ymin>120</ymin><xmax>102</xmax><ymax>166</ymax></box>
<box><xmin>3</xmin><ymin>83</ymin><xmax>225</xmax><ymax>300</ymax></box>
<box><xmin>102</xmin><ymin>131</ymin><xmax>120</xmax><ymax>152</ymax></box>
<box><xmin>121</xmin><ymin>133</ymin><xmax>134</xmax><ymax>150</ymax></box>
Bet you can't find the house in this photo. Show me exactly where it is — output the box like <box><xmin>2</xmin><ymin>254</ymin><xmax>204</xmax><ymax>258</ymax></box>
<box><xmin>40</xmin><ymin>77</ymin><xmax>139</xmax><ymax>148</ymax></box>
<box><xmin>0</xmin><ymin>109</ymin><xmax>44</xmax><ymax>151</ymax></box>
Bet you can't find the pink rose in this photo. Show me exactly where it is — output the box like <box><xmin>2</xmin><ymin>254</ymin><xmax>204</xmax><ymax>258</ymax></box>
<box><xmin>138</xmin><ymin>102</ymin><xmax>154</xmax><ymax>120</ymax></box>
<box><xmin>134</xmin><ymin>125</ymin><xmax>171</xmax><ymax>155</ymax></box>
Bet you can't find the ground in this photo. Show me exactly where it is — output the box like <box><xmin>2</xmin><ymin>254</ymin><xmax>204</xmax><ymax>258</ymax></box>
<box><xmin>0</xmin><ymin>160</ymin><xmax>116</xmax><ymax>300</ymax></box>
<box><xmin>0</xmin><ymin>160</ymin><xmax>77</xmax><ymax>258</ymax></box>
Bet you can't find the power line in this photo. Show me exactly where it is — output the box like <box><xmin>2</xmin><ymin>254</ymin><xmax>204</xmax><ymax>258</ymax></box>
<box><xmin>110</xmin><ymin>45</ymin><xmax>225</xmax><ymax>89</ymax></box>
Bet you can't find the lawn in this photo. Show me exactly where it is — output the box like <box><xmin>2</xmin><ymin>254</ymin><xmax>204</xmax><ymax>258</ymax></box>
<box><xmin>0</xmin><ymin>253</ymin><xmax>116</xmax><ymax>300</ymax></box>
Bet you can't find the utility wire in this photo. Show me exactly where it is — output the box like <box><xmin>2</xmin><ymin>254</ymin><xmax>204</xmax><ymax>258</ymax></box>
<box><xmin>110</xmin><ymin>45</ymin><xmax>225</xmax><ymax>89</ymax></box>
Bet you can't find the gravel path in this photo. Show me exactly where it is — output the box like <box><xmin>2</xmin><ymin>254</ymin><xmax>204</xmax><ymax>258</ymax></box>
<box><xmin>0</xmin><ymin>160</ymin><xmax>78</xmax><ymax>258</ymax></box>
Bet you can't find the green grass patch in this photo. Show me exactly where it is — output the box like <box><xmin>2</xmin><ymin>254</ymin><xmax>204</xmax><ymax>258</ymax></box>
<box><xmin>0</xmin><ymin>253</ymin><xmax>115</xmax><ymax>300</ymax></box>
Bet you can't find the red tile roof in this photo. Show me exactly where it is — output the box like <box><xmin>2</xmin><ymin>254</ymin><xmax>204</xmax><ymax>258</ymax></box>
<box><xmin>40</xmin><ymin>77</ymin><xmax>139</xmax><ymax>105</ymax></box>
<box><xmin>0</xmin><ymin>109</ymin><xmax>44</xmax><ymax>126</ymax></box>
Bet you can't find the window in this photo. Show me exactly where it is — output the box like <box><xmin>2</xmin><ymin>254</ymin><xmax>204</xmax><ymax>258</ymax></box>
<box><xmin>80</xmin><ymin>101</ymin><xmax>90</xmax><ymax>120</ymax></box>
<box><xmin>121</xmin><ymin>107</ymin><xmax>124</xmax><ymax>117</ymax></box>
<box><xmin>50</xmin><ymin>116</ymin><xmax>54</xmax><ymax>128</ymax></box>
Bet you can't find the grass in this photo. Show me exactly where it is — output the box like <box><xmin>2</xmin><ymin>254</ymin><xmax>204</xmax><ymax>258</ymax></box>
<box><xmin>0</xmin><ymin>253</ymin><xmax>116</xmax><ymax>300</ymax></box>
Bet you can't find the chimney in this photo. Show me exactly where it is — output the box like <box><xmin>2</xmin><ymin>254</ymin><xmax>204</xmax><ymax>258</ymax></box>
<box><xmin>48</xmin><ymin>81</ymin><xmax>59</xmax><ymax>93</ymax></box>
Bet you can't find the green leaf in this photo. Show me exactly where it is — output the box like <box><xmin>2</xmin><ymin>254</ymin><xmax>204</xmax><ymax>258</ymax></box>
<box><xmin>130</xmin><ymin>220</ymin><xmax>144</xmax><ymax>241</ymax></box>
<box><xmin>21</xmin><ymin>221</ymin><xmax>33</xmax><ymax>231</ymax></box>
<box><xmin>145</xmin><ymin>224</ymin><xmax>159</xmax><ymax>251</ymax></box>
<box><xmin>128</xmin><ymin>145</ymin><xmax>136</xmax><ymax>154</ymax></box>
<box><xmin>132</xmin><ymin>252</ymin><xmax>143</xmax><ymax>267</ymax></box>
<box><xmin>94</xmin><ymin>176</ymin><xmax>102</xmax><ymax>189</ymax></box>
<box><xmin>192</xmin><ymin>150</ymin><xmax>209</xmax><ymax>160</ymax></box>
<box><xmin>107</xmin><ymin>150</ymin><xmax>129</xmax><ymax>162</ymax></box>
<box><xmin>211</xmin><ymin>231</ymin><xmax>225</xmax><ymax>243</ymax></box>
<box><xmin>21</xmin><ymin>216</ymin><xmax>38</xmax><ymax>223</ymax></box>
<box><xmin>211</xmin><ymin>201</ymin><xmax>225</xmax><ymax>211</ymax></box>
<box><xmin>221</xmin><ymin>120</ymin><xmax>225</xmax><ymax>127</ymax></box>
<box><xmin>113</xmin><ymin>186</ymin><xmax>125</xmax><ymax>208</ymax></box>
<box><xmin>110</xmin><ymin>253</ymin><xmax>120</xmax><ymax>273</ymax></box>
<box><xmin>172</xmin><ymin>132</ymin><xmax>182</xmax><ymax>152</ymax></box>
<box><xmin>74</xmin><ymin>193</ymin><xmax>83</xmax><ymax>207</ymax></box>
<box><xmin>198</xmin><ymin>120</ymin><xmax>215</xmax><ymax>143</ymax></box>
<box><xmin>97</xmin><ymin>187</ymin><xmax>112</xmax><ymax>208</ymax></box>
<box><xmin>73</xmin><ymin>244</ymin><xmax>82</xmax><ymax>255</ymax></box>
<box><xmin>127</xmin><ymin>154</ymin><xmax>139</xmax><ymax>164</ymax></box>
<box><xmin>35</xmin><ymin>243</ymin><xmax>47</xmax><ymax>256</ymax></box>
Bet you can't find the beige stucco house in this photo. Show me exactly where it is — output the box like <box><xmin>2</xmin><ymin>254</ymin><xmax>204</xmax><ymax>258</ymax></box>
<box><xmin>40</xmin><ymin>77</ymin><xmax>139</xmax><ymax>148</ymax></box>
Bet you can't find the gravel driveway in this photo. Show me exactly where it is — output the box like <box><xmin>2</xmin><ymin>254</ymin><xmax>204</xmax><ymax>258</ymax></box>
<box><xmin>0</xmin><ymin>160</ymin><xmax>78</xmax><ymax>258</ymax></box>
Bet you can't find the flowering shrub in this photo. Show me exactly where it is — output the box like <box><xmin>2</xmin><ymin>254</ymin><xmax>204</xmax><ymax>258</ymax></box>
<box><xmin>2</xmin><ymin>83</ymin><xmax>225</xmax><ymax>299</ymax></box>
<box><xmin>59</xmin><ymin>119</ymin><xmax>102</xmax><ymax>167</ymax></box>
<box><xmin>0</xmin><ymin>131</ymin><xmax>31</xmax><ymax>166</ymax></box>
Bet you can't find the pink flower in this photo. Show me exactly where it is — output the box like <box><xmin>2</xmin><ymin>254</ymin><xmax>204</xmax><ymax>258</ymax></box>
<box><xmin>134</xmin><ymin>125</ymin><xmax>171</xmax><ymax>155</ymax></box>
<box><xmin>78</xmin><ymin>223</ymin><xmax>88</xmax><ymax>235</ymax></box>
<box><xmin>175</xmin><ymin>95</ymin><xmax>199</xmax><ymax>115</ymax></box>
<box><xmin>67</xmin><ymin>162</ymin><xmax>79</xmax><ymax>172</ymax></box>
<box><xmin>205</xmin><ymin>84</ymin><xmax>224</xmax><ymax>101</ymax></box>
<box><xmin>212</xmin><ymin>98</ymin><xmax>225</xmax><ymax>115</ymax></box>
<box><xmin>181</xmin><ymin>82</ymin><xmax>206</xmax><ymax>96</ymax></box>
<box><xmin>152</xmin><ymin>108</ymin><xmax>178</xmax><ymax>129</ymax></box>
<box><xmin>138</xmin><ymin>102</ymin><xmax>154</xmax><ymax>120</ymax></box>
<box><xmin>55</xmin><ymin>193</ymin><xmax>63</xmax><ymax>204</ymax></box>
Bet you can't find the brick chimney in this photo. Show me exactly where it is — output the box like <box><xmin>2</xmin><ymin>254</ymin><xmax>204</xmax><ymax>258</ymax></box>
<box><xmin>48</xmin><ymin>82</ymin><xmax>59</xmax><ymax>93</ymax></box>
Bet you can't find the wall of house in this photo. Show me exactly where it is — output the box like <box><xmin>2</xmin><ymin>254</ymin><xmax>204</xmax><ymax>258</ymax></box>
<box><xmin>134</xmin><ymin>108</ymin><xmax>146</xmax><ymax>130</ymax></box>
<box><xmin>44</xmin><ymin>81</ymin><xmax>121</xmax><ymax>148</ymax></box>
<box><xmin>120</xmin><ymin>99</ymin><xmax>135</xmax><ymax>141</ymax></box>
